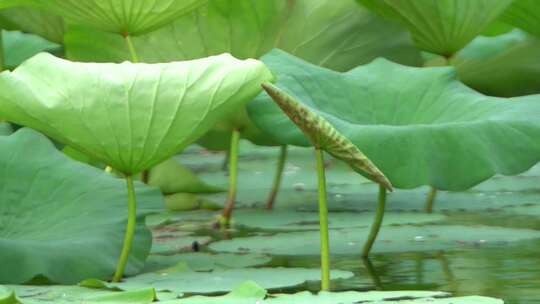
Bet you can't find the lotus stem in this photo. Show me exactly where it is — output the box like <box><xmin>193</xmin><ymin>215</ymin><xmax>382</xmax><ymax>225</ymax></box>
<box><xmin>425</xmin><ymin>186</ymin><xmax>437</xmax><ymax>213</ymax></box>
<box><xmin>221</xmin><ymin>129</ymin><xmax>240</xmax><ymax>226</ymax></box>
<box><xmin>265</xmin><ymin>145</ymin><xmax>288</xmax><ymax>209</ymax></box>
<box><xmin>0</xmin><ymin>31</ymin><xmax>4</xmax><ymax>72</ymax></box>
<box><xmin>315</xmin><ymin>148</ymin><xmax>330</xmax><ymax>291</ymax></box>
<box><xmin>362</xmin><ymin>185</ymin><xmax>386</xmax><ymax>257</ymax></box>
<box><xmin>123</xmin><ymin>33</ymin><xmax>139</xmax><ymax>63</ymax></box>
<box><xmin>113</xmin><ymin>175</ymin><xmax>138</xmax><ymax>282</ymax></box>
<box><xmin>362</xmin><ymin>257</ymin><xmax>383</xmax><ymax>290</ymax></box>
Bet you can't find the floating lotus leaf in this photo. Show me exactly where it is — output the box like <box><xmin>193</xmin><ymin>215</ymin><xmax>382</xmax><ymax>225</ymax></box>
<box><xmin>82</xmin><ymin>266</ymin><xmax>353</xmax><ymax>295</ymax></box>
<box><xmin>209</xmin><ymin>225</ymin><xmax>540</xmax><ymax>256</ymax></box>
<box><xmin>249</xmin><ymin>50</ymin><xmax>540</xmax><ymax>190</ymax></box>
<box><xmin>0</xmin><ymin>128</ymin><xmax>162</xmax><ymax>283</ymax></box>
<box><xmin>0</xmin><ymin>6</ymin><xmax>64</xmax><ymax>43</ymax></box>
<box><xmin>455</xmin><ymin>30</ymin><xmax>540</xmax><ymax>97</ymax></box>
<box><xmin>29</xmin><ymin>0</ymin><xmax>207</xmax><ymax>35</ymax></box>
<box><xmin>4</xmin><ymin>285</ymin><xmax>156</xmax><ymax>304</ymax></box>
<box><xmin>0</xmin><ymin>52</ymin><xmax>272</xmax><ymax>174</ymax></box>
<box><xmin>143</xmin><ymin>252</ymin><xmax>271</xmax><ymax>273</ymax></box>
<box><xmin>265</xmin><ymin>292</ymin><xmax>502</xmax><ymax>304</ymax></box>
<box><xmin>358</xmin><ymin>0</ymin><xmax>513</xmax><ymax>56</ymax></box>
<box><xmin>170</xmin><ymin>281</ymin><xmax>266</xmax><ymax>304</ymax></box>
<box><xmin>151</xmin><ymin>209</ymin><xmax>445</xmax><ymax>231</ymax></box>
<box><xmin>501</xmin><ymin>0</ymin><xmax>540</xmax><ymax>38</ymax></box>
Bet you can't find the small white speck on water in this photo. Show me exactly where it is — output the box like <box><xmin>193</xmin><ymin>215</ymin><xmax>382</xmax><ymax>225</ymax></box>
<box><xmin>254</xmin><ymin>171</ymin><xmax>263</xmax><ymax>175</ymax></box>
<box><xmin>293</xmin><ymin>182</ymin><xmax>305</xmax><ymax>191</ymax></box>
<box><xmin>335</xmin><ymin>194</ymin><xmax>343</xmax><ymax>200</ymax></box>
<box><xmin>414</xmin><ymin>236</ymin><xmax>425</xmax><ymax>242</ymax></box>
<box><xmin>348</xmin><ymin>242</ymin><xmax>356</xmax><ymax>246</ymax></box>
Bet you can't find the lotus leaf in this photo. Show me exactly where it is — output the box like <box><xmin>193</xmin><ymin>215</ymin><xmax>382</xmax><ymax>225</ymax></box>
<box><xmin>265</xmin><ymin>292</ymin><xmax>501</xmax><ymax>304</ymax></box>
<box><xmin>64</xmin><ymin>0</ymin><xmax>421</xmax><ymax>69</ymax></box>
<box><xmin>357</xmin><ymin>0</ymin><xmax>513</xmax><ymax>56</ymax></box>
<box><xmin>210</xmin><ymin>225</ymin><xmax>540</xmax><ymax>256</ymax></box>
<box><xmin>454</xmin><ymin>30</ymin><xmax>540</xmax><ymax>97</ymax></box>
<box><xmin>0</xmin><ymin>128</ymin><xmax>161</xmax><ymax>283</ymax></box>
<box><xmin>0</xmin><ymin>52</ymin><xmax>272</xmax><ymax>174</ymax></box>
<box><xmin>142</xmin><ymin>252</ymin><xmax>271</xmax><ymax>273</ymax></box>
<box><xmin>2</xmin><ymin>30</ymin><xmax>59</xmax><ymax>70</ymax></box>
<box><xmin>249</xmin><ymin>50</ymin><xmax>540</xmax><ymax>190</ymax></box>
<box><xmin>5</xmin><ymin>285</ymin><xmax>156</xmax><ymax>304</ymax></box>
<box><xmin>501</xmin><ymin>0</ymin><xmax>540</xmax><ymax>38</ymax></box>
<box><xmin>0</xmin><ymin>7</ymin><xmax>64</xmax><ymax>43</ymax></box>
<box><xmin>167</xmin><ymin>281</ymin><xmax>266</xmax><ymax>304</ymax></box>
<box><xmin>0</xmin><ymin>286</ymin><xmax>17</xmax><ymax>304</ymax></box>
<box><xmin>29</xmin><ymin>0</ymin><xmax>207</xmax><ymax>35</ymax></box>
<box><xmin>81</xmin><ymin>266</ymin><xmax>353</xmax><ymax>295</ymax></box>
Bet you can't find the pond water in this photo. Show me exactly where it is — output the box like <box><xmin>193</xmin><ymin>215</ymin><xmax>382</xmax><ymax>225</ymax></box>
<box><xmin>168</xmin><ymin>143</ymin><xmax>540</xmax><ymax>303</ymax></box>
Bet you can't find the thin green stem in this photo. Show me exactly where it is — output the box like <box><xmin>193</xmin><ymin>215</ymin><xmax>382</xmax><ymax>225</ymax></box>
<box><xmin>0</xmin><ymin>30</ymin><xmax>4</xmax><ymax>72</ymax></box>
<box><xmin>123</xmin><ymin>33</ymin><xmax>139</xmax><ymax>63</ymax></box>
<box><xmin>221</xmin><ymin>129</ymin><xmax>240</xmax><ymax>226</ymax></box>
<box><xmin>315</xmin><ymin>148</ymin><xmax>330</xmax><ymax>291</ymax></box>
<box><xmin>425</xmin><ymin>186</ymin><xmax>437</xmax><ymax>213</ymax></box>
<box><xmin>113</xmin><ymin>175</ymin><xmax>138</xmax><ymax>282</ymax></box>
<box><xmin>362</xmin><ymin>185</ymin><xmax>386</xmax><ymax>257</ymax></box>
<box><xmin>265</xmin><ymin>145</ymin><xmax>288</xmax><ymax>209</ymax></box>
<box><xmin>362</xmin><ymin>257</ymin><xmax>383</xmax><ymax>290</ymax></box>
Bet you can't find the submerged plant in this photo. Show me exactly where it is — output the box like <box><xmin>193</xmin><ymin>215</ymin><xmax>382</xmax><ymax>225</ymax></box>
<box><xmin>249</xmin><ymin>49</ymin><xmax>540</xmax><ymax>256</ymax></box>
<box><xmin>0</xmin><ymin>53</ymin><xmax>272</xmax><ymax>281</ymax></box>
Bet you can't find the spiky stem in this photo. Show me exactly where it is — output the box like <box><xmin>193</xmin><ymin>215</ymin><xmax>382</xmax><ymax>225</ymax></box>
<box><xmin>425</xmin><ymin>186</ymin><xmax>437</xmax><ymax>213</ymax></box>
<box><xmin>362</xmin><ymin>185</ymin><xmax>386</xmax><ymax>257</ymax></box>
<box><xmin>265</xmin><ymin>145</ymin><xmax>288</xmax><ymax>209</ymax></box>
<box><xmin>221</xmin><ymin>129</ymin><xmax>240</xmax><ymax>226</ymax></box>
<box><xmin>315</xmin><ymin>148</ymin><xmax>330</xmax><ymax>291</ymax></box>
<box><xmin>113</xmin><ymin>175</ymin><xmax>137</xmax><ymax>282</ymax></box>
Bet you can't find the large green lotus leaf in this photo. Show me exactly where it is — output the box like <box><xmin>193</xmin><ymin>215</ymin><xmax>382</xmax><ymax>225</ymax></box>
<box><xmin>455</xmin><ymin>30</ymin><xmax>540</xmax><ymax>97</ymax></box>
<box><xmin>63</xmin><ymin>0</ymin><xmax>421</xmax><ymax>146</ymax></box>
<box><xmin>0</xmin><ymin>128</ymin><xmax>161</xmax><ymax>283</ymax></box>
<box><xmin>500</xmin><ymin>0</ymin><xmax>540</xmax><ymax>38</ymax></box>
<box><xmin>3</xmin><ymin>30</ymin><xmax>59</xmax><ymax>70</ymax></box>
<box><xmin>0</xmin><ymin>7</ymin><xmax>64</xmax><ymax>43</ymax></box>
<box><xmin>29</xmin><ymin>0</ymin><xmax>207</xmax><ymax>35</ymax></box>
<box><xmin>265</xmin><ymin>292</ymin><xmax>502</xmax><ymax>304</ymax></box>
<box><xmin>64</xmin><ymin>0</ymin><xmax>421</xmax><ymax>69</ymax></box>
<box><xmin>209</xmin><ymin>225</ymin><xmax>540</xmax><ymax>256</ymax></box>
<box><xmin>358</xmin><ymin>0</ymin><xmax>513</xmax><ymax>56</ymax></box>
<box><xmin>143</xmin><ymin>252</ymin><xmax>271</xmax><ymax>273</ymax></box>
<box><xmin>4</xmin><ymin>285</ymin><xmax>156</xmax><ymax>304</ymax></box>
<box><xmin>82</xmin><ymin>266</ymin><xmax>353</xmax><ymax>295</ymax></box>
<box><xmin>0</xmin><ymin>52</ymin><xmax>272</xmax><ymax>174</ymax></box>
<box><xmin>148</xmin><ymin>158</ymin><xmax>224</xmax><ymax>194</ymax></box>
<box><xmin>249</xmin><ymin>50</ymin><xmax>540</xmax><ymax>190</ymax></box>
